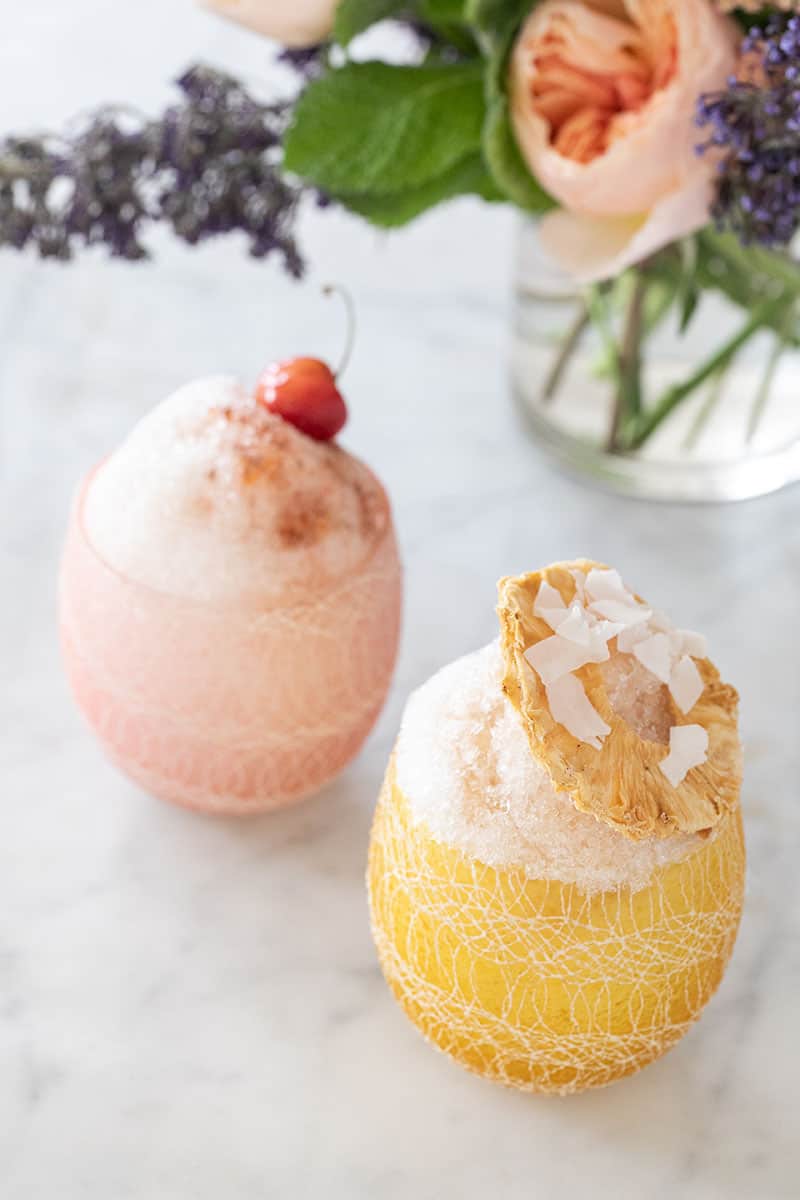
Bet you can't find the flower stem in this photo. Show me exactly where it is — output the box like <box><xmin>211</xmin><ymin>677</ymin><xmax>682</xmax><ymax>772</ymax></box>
<box><xmin>681</xmin><ymin>362</ymin><xmax>730</xmax><ymax>452</ymax></box>
<box><xmin>624</xmin><ymin>301</ymin><xmax>781</xmax><ymax>452</ymax></box>
<box><xmin>587</xmin><ymin>283</ymin><xmax>616</xmax><ymax>362</ymax></box>
<box><xmin>746</xmin><ymin>316</ymin><xmax>790</xmax><ymax>444</ymax></box>
<box><xmin>608</xmin><ymin>275</ymin><xmax>647</xmax><ymax>452</ymax></box>
<box><xmin>540</xmin><ymin>301</ymin><xmax>590</xmax><ymax>405</ymax></box>
<box><xmin>322</xmin><ymin>283</ymin><xmax>356</xmax><ymax>379</ymax></box>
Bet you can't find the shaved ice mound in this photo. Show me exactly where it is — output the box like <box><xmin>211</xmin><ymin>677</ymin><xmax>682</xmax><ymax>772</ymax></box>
<box><xmin>83</xmin><ymin>376</ymin><xmax>390</xmax><ymax>605</ymax></box>
<box><xmin>395</xmin><ymin>642</ymin><xmax>703</xmax><ymax>895</ymax></box>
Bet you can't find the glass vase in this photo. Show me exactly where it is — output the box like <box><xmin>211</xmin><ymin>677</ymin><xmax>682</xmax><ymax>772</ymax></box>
<box><xmin>511</xmin><ymin>219</ymin><xmax>800</xmax><ymax>502</ymax></box>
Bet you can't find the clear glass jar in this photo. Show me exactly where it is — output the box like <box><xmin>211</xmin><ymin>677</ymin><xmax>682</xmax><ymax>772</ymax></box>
<box><xmin>511</xmin><ymin>219</ymin><xmax>800</xmax><ymax>502</ymax></box>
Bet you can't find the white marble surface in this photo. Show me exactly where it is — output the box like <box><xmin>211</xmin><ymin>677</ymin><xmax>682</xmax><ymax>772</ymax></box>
<box><xmin>1</xmin><ymin>4</ymin><xmax>799</xmax><ymax>1197</ymax></box>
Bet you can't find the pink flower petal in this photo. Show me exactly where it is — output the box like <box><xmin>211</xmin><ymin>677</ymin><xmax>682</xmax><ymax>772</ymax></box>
<box><xmin>537</xmin><ymin>175</ymin><xmax>714</xmax><ymax>283</ymax></box>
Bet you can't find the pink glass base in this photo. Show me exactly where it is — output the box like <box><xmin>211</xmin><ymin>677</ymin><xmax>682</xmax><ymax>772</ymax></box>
<box><xmin>59</xmin><ymin>471</ymin><xmax>402</xmax><ymax>815</ymax></box>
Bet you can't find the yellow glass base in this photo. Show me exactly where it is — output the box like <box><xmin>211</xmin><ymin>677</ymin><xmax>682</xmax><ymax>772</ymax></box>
<box><xmin>368</xmin><ymin>760</ymin><xmax>745</xmax><ymax>1095</ymax></box>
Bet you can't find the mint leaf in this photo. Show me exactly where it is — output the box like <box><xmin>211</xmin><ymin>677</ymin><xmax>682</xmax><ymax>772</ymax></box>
<box><xmin>418</xmin><ymin>0</ymin><xmax>469</xmax><ymax>22</ymax></box>
<box><xmin>466</xmin><ymin>0</ymin><xmax>528</xmax><ymax>39</ymax></box>
<box><xmin>284</xmin><ymin>62</ymin><xmax>485</xmax><ymax>195</ymax></box>
<box><xmin>483</xmin><ymin>97</ymin><xmax>552</xmax><ymax>213</ymax></box>
<box><xmin>340</xmin><ymin>152</ymin><xmax>503</xmax><ymax>226</ymax></box>
<box><xmin>333</xmin><ymin>0</ymin><xmax>402</xmax><ymax>45</ymax></box>
<box><xmin>333</xmin><ymin>0</ymin><xmax>469</xmax><ymax>44</ymax></box>
<box><xmin>472</xmin><ymin>0</ymin><xmax>553</xmax><ymax>212</ymax></box>
<box><xmin>417</xmin><ymin>1</ymin><xmax>478</xmax><ymax>57</ymax></box>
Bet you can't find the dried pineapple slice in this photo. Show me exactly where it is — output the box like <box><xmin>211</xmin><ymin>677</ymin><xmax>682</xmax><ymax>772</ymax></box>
<box><xmin>497</xmin><ymin>559</ymin><xmax>742</xmax><ymax>840</ymax></box>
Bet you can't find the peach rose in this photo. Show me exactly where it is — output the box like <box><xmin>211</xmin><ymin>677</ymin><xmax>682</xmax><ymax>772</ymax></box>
<box><xmin>510</xmin><ymin>0</ymin><xmax>740</xmax><ymax>281</ymax></box>
<box><xmin>201</xmin><ymin>0</ymin><xmax>336</xmax><ymax>47</ymax></box>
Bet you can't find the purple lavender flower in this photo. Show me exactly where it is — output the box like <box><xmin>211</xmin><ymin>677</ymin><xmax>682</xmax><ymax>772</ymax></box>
<box><xmin>0</xmin><ymin>65</ymin><xmax>304</xmax><ymax>272</ymax></box>
<box><xmin>696</xmin><ymin>14</ymin><xmax>800</xmax><ymax>247</ymax></box>
<box><xmin>277</xmin><ymin>44</ymin><xmax>328</xmax><ymax>80</ymax></box>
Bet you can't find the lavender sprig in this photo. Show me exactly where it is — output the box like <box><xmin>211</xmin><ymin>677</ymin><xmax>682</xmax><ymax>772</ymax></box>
<box><xmin>0</xmin><ymin>64</ymin><xmax>304</xmax><ymax>273</ymax></box>
<box><xmin>696</xmin><ymin>14</ymin><xmax>800</xmax><ymax>248</ymax></box>
<box><xmin>277</xmin><ymin>44</ymin><xmax>329</xmax><ymax>81</ymax></box>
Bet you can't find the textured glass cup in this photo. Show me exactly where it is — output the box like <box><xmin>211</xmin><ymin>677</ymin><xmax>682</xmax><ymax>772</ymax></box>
<box><xmin>60</xmin><ymin>469</ymin><xmax>402</xmax><ymax>814</ymax></box>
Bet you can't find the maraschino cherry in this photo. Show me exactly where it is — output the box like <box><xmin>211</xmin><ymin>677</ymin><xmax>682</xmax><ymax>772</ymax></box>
<box><xmin>256</xmin><ymin>285</ymin><xmax>354</xmax><ymax>442</ymax></box>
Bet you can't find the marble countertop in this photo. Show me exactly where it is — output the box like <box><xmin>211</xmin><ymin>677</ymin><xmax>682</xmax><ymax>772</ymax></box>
<box><xmin>2</xmin><ymin>4</ymin><xmax>799</xmax><ymax>1197</ymax></box>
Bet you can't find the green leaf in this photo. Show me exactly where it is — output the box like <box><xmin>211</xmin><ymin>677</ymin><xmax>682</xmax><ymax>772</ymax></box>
<box><xmin>678</xmin><ymin>286</ymin><xmax>700</xmax><ymax>334</ymax></box>
<box><xmin>699</xmin><ymin>230</ymin><xmax>800</xmax><ymax>298</ymax></box>
<box><xmin>466</xmin><ymin>0</ymin><xmax>528</xmax><ymax>37</ymax></box>
<box><xmin>284</xmin><ymin>61</ymin><xmax>486</xmax><ymax>196</ymax></box>
<box><xmin>415</xmin><ymin>1</ymin><xmax>478</xmax><ymax>57</ymax></box>
<box><xmin>482</xmin><ymin>96</ymin><xmax>552</xmax><ymax>213</ymax></box>
<box><xmin>676</xmin><ymin>237</ymin><xmax>700</xmax><ymax>333</ymax></box>
<box><xmin>693</xmin><ymin>231</ymin><xmax>800</xmax><ymax>345</ymax></box>
<box><xmin>339</xmin><ymin>152</ymin><xmax>503</xmax><ymax>227</ymax></box>
<box><xmin>338</xmin><ymin>159</ymin><xmax>498</xmax><ymax>227</ymax></box>
<box><xmin>471</xmin><ymin>0</ymin><xmax>553</xmax><ymax>212</ymax></box>
<box><xmin>333</xmin><ymin>0</ymin><xmax>472</xmax><ymax>45</ymax></box>
<box><xmin>333</xmin><ymin>0</ymin><xmax>403</xmax><ymax>45</ymax></box>
<box><xmin>418</xmin><ymin>0</ymin><xmax>469</xmax><ymax>22</ymax></box>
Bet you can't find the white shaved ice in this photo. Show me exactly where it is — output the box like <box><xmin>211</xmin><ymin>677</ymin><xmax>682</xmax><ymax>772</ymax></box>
<box><xmin>601</xmin><ymin>654</ymin><xmax>671</xmax><ymax>744</ymax></box>
<box><xmin>659</xmin><ymin>724</ymin><xmax>709</xmax><ymax>787</ymax></box>
<box><xmin>669</xmin><ymin>655</ymin><xmax>704</xmax><ymax>714</ymax></box>
<box><xmin>83</xmin><ymin>377</ymin><xmax>386</xmax><ymax>604</ymax></box>
<box><xmin>546</xmin><ymin>673</ymin><xmax>611</xmax><ymax>749</ymax></box>
<box><xmin>395</xmin><ymin>643</ymin><xmax>706</xmax><ymax>894</ymax></box>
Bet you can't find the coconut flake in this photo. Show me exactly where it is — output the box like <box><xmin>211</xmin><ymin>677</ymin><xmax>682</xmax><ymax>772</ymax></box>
<box><xmin>570</xmin><ymin>570</ymin><xmax>587</xmax><ymax>604</ymax></box>
<box><xmin>678</xmin><ymin>629</ymin><xmax>708</xmax><ymax>658</ymax></box>
<box><xmin>589</xmin><ymin>597</ymin><xmax>652</xmax><ymax>627</ymax></box>
<box><xmin>585</xmin><ymin>567</ymin><xmax>627</xmax><ymax>601</ymax></box>
<box><xmin>546</xmin><ymin>673</ymin><xmax>611</xmax><ymax>750</ymax></box>
<box><xmin>594</xmin><ymin>619</ymin><xmax>626</xmax><ymax>644</ymax></box>
<box><xmin>534</xmin><ymin>581</ymin><xmax>566</xmax><ymax>619</ymax></box>
<box><xmin>669</xmin><ymin>655</ymin><xmax>704</xmax><ymax>714</ymax></box>
<box><xmin>527</xmin><ymin>567</ymin><xmax>712</xmax><ymax>756</ymax></box>
<box><xmin>648</xmin><ymin>608</ymin><xmax>673</xmax><ymax>633</ymax></box>
<box><xmin>524</xmin><ymin>632</ymin><xmax>609</xmax><ymax>684</ymax></box>
<box><xmin>555</xmin><ymin>604</ymin><xmax>593</xmax><ymax>646</ymax></box>
<box><xmin>659</xmin><ymin>724</ymin><xmax>709</xmax><ymax>787</ymax></box>
<box><xmin>632</xmin><ymin>632</ymin><xmax>673</xmax><ymax>683</ymax></box>
<box><xmin>538</xmin><ymin>608</ymin><xmax>571</xmax><ymax>632</ymax></box>
<box><xmin>666</xmin><ymin>629</ymin><xmax>685</xmax><ymax>657</ymax></box>
<box><xmin>616</xmin><ymin>623</ymin><xmax>650</xmax><ymax>654</ymax></box>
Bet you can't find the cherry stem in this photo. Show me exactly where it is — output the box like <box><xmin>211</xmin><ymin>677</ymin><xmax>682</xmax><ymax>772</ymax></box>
<box><xmin>322</xmin><ymin>284</ymin><xmax>356</xmax><ymax>379</ymax></box>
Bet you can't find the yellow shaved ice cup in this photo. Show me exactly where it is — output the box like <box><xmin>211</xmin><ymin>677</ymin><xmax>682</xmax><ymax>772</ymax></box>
<box><xmin>368</xmin><ymin>763</ymin><xmax>745</xmax><ymax>1095</ymax></box>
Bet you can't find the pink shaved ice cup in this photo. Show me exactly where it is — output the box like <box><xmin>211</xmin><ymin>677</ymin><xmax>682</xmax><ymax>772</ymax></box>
<box><xmin>59</xmin><ymin>468</ymin><xmax>402</xmax><ymax>815</ymax></box>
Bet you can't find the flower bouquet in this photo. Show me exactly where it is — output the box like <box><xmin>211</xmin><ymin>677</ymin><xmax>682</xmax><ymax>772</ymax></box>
<box><xmin>3</xmin><ymin>1</ymin><xmax>800</xmax><ymax>498</ymax></box>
